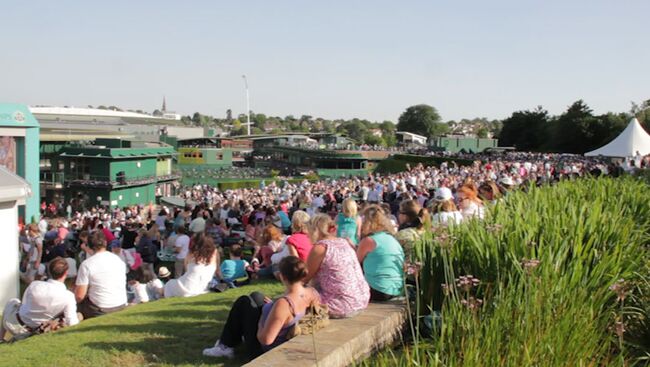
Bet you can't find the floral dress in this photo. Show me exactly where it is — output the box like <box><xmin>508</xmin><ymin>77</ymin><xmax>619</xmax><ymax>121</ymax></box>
<box><xmin>313</xmin><ymin>238</ymin><xmax>369</xmax><ymax>318</ymax></box>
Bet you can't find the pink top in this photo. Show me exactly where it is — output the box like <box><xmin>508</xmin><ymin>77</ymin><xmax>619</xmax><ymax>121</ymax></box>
<box><xmin>313</xmin><ymin>238</ymin><xmax>369</xmax><ymax>318</ymax></box>
<box><xmin>286</xmin><ymin>232</ymin><xmax>313</xmax><ymax>262</ymax></box>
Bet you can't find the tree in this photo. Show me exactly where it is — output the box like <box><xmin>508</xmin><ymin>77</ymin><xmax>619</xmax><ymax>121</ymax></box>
<box><xmin>498</xmin><ymin>106</ymin><xmax>550</xmax><ymax>151</ymax></box>
<box><xmin>397</xmin><ymin>104</ymin><xmax>448</xmax><ymax>138</ymax></box>
<box><xmin>551</xmin><ymin>100</ymin><xmax>598</xmax><ymax>153</ymax></box>
<box><xmin>336</xmin><ymin>120</ymin><xmax>368</xmax><ymax>142</ymax></box>
<box><xmin>152</xmin><ymin>109</ymin><xmax>163</xmax><ymax>117</ymax></box>
<box><xmin>631</xmin><ymin>99</ymin><xmax>650</xmax><ymax>133</ymax></box>
<box><xmin>477</xmin><ymin>127</ymin><xmax>489</xmax><ymax>138</ymax></box>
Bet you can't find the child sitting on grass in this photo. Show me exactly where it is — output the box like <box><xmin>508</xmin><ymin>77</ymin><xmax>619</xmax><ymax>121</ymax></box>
<box><xmin>219</xmin><ymin>245</ymin><xmax>251</xmax><ymax>288</ymax></box>
<box><xmin>128</xmin><ymin>268</ymin><xmax>150</xmax><ymax>304</ymax></box>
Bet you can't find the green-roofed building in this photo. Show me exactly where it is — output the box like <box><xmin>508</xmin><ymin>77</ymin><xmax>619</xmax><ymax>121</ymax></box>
<box><xmin>58</xmin><ymin>138</ymin><xmax>179</xmax><ymax>208</ymax></box>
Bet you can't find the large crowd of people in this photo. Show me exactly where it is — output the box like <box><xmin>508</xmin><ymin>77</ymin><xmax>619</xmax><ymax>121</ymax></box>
<box><xmin>2</xmin><ymin>151</ymin><xmax>647</xmax><ymax>360</ymax></box>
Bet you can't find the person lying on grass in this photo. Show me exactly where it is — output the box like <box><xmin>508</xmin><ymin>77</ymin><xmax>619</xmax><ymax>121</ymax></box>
<box><xmin>203</xmin><ymin>256</ymin><xmax>320</xmax><ymax>359</ymax></box>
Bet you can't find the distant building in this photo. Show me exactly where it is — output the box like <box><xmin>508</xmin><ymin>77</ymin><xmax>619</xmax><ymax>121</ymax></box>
<box><xmin>31</xmin><ymin>106</ymin><xmax>186</xmax><ymax>143</ymax></box>
<box><xmin>396</xmin><ymin>131</ymin><xmax>428</xmax><ymax>146</ymax></box>
<box><xmin>57</xmin><ymin>139</ymin><xmax>179</xmax><ymax>208</ymax></box>
<box><xmin>430</xmin><ymin>135</ymin><xmax>498</xmax><ymax>153</ymax></box>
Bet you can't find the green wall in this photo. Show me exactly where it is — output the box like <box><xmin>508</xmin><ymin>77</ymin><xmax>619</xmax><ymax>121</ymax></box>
<box><xmin>109</xmin><ymin>185</ymin><xmax>155</xmax><ymax>208</ymax></box>
<box><xmin>431</xmin><ymin>137</ymin><xmax>498</xmax><ymax>153</ymax></box>
<box><xmin>110</xmin><ymin>158</ymin><xmax>157</xmax><ymax>180</ymax></box>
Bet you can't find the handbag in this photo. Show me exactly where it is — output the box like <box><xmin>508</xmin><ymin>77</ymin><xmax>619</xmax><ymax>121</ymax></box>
<box><xmin>286</xmin><ymin>303</ymin><xmax>330</xmax><ymax>339</ymax></box>
<box><xmin>130</xmin><ymin>252</ymin><xmax>143</xmax><ymax>271</ymax></box>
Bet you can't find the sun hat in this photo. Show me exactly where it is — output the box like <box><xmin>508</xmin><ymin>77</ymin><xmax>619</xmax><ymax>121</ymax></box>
<box><xmin>434</xmin><ymin>187</ymin><xmax>453</xmax><ymax>201</ymax></box>
<box><xmin>500</xmin><ymin>176</ymin><xmax>515</xmax><ymax>187</ymax></box>
<box><xmin>158</xmin><ymin>267</ymin><xmax>171</xmax><ymax>278</ymax></box>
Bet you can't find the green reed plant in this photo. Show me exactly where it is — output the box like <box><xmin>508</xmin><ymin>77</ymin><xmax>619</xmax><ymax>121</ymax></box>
<box><xmin>363</xmin><ymin>177</ymin><xmax>650</xmax><ymax>367</ymax></box>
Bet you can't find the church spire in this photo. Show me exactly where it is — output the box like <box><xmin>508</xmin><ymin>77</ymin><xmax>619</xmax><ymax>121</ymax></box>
<box><xmin>162</xmin><ymin>96</ymin><xmax>167</xmax><ymax>112</ymax></box>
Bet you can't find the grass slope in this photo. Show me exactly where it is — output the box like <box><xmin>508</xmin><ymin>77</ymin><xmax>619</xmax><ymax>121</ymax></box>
<box><xmin>0</xmin><ymin>281</ymin><xmax>284</xmax><ymax>367</ymax></box>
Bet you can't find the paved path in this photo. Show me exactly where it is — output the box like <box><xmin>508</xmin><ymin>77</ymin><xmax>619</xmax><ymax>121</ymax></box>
<box><xmin>244</xmin><ymin>300</ymin><xmax>407</xmax><ymax>367</ymax></box>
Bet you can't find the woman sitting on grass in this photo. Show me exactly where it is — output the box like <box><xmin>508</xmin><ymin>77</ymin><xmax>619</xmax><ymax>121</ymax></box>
<box><xmin>164</xmin><ymin>234</ymin><xmax>218</xmax><ymax>298</ymax></box>
<box><xmin>304</xmin><ymin>214</ymin><xmax>369</xmax><ymax>318</ymax></box>
<box><xmin>395</xmin><ymin>199</ymin><xmax>430</xmax><ymax>261</ymax></box>
<box><xmin>203</xmin><ymin>256</ymin><xmax>320</xmax><ymax>359</ymax></box>
<box><xmin>357</xmin><ymin>205</ymin><xmax>405</xmax><ymax>302</ymax></box>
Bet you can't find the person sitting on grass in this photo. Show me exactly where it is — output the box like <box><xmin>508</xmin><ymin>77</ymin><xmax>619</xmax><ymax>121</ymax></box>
<box><xmin>357</xmin><ymin>205</ymin><xmax>405</xmax><ymax>302</ymax></box>
<box><xmin>75</xmin><ymin>231</ymin><xmax>128</xmax><ymax>320</ymax></box>
<box><xmin>128</xmin><ymin>268</ymin><xmax>151</xmax><ymax>305</ymax></box>
<box><xmin>202</xmin><ymin>256</ymin><xmax>320</xmax><ymax>360</ymax></box>
<box><xmin>219</xmin><ymin>244</ymin><xmax>251</xmax><ymax>288</ymax></box>
<box><xmin>164</xmin><ymin>234</ymin><xmax>219</xmax><ymax>298</ymax></box>
<box><xmin>304</xmin><ymin>214</ymin><xmax>370</xmax><ymax>319</ymax></box>
<box><xmin>1</xmin><ymin>257</ymin><xmax>79</xmax><ymax>341</ymax></box>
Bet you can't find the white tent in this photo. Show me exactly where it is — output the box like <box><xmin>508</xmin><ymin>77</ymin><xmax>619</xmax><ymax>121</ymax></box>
<box><xmin>585</xmin><ymin>117</ymin><xmax>650</xmax><ymax>157</ymax></box>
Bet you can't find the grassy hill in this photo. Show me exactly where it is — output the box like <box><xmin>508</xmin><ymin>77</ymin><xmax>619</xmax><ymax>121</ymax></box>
<box><xmin>0</xmin><ymin>281</ymin><xmax>283</xmax><ymax>367</ymax></box>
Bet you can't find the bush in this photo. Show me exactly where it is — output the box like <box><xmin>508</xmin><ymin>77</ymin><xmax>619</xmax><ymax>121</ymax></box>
<box><xmin>375</xmin><ymin>154</ymin><xmax>475</xmax><ymax>174</ymax></box>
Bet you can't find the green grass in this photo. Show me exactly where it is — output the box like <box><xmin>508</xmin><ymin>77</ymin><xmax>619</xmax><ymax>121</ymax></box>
<box><xmin>0</xmin><ymin>281</ymin><xmax>284</xmax><ymax>367</ymax></box>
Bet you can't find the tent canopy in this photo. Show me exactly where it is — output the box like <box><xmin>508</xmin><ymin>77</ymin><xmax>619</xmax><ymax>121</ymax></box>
<box><xmin>585</xmin><ymin>118</ymin><xmax>650</xmax><ymax>157</ymax></box>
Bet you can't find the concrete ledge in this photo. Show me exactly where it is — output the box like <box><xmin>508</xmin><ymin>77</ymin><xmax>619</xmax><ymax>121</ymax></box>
<box><xmin>244</xmin><ymin>300</ymin><xmax>407</xmax><ymax>367</ymax></box>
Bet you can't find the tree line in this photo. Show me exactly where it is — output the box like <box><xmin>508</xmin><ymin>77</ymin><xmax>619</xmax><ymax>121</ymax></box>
<box><xmin>499</xmin><ymin>99</ymin><xmax>650</xmax><ymax>154</ymax></box>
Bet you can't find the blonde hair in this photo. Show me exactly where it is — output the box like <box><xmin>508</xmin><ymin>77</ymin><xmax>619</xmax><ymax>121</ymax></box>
<box><xmin>342</xmin><ymin>197</ymin><xmax>358</xmax><ymax>218</ymax></box>
<box><xmin>309</xmin><ymin>214</ymin><xmax>335</xmax><ymax>243</ymax></box>
<box><xmin>431</xmin><ymin>200</ymin><xmax>458</xmax><ymax>214</ymax></box>
<box><xmin>291</xmin><ymin>210</ymin><xmax>310</xmax><ymax>234</ymax></box>
<box><xmin>360</xmin><ymin>204</ymin><xmax>396</xmax><ymax>238</ymax></box>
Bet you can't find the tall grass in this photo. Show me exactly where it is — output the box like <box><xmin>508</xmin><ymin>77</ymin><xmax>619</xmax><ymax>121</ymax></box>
<box><xmin>365</xmin><ymin>177</ymin><xmax>650</xmax><ymax>366</ymax></box>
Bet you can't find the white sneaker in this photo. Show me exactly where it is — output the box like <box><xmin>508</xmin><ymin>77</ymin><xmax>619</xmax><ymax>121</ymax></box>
<box><xmin>202</xmin><ymin>340</ymin><xmax>234</xmax><ymax>359</ymax></box>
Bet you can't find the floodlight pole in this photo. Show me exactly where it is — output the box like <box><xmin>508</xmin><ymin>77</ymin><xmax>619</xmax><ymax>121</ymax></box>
<box><xmin>242</xmin><ymin>74</ymin><xmax>251</xmax><ymax>136</ymax></box>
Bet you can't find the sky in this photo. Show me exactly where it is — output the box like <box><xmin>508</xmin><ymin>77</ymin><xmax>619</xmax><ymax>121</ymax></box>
<box><xmin>1</xmin><ymin>1</ymin><xmax>649</xmax><ymax>122</ymax></box>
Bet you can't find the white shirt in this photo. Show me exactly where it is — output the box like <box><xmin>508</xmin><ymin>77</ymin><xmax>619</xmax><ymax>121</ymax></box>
<box><xmin>432</xmin><ymin>211</ymin><xmax>464</xmax><ymax>226</ymax></box>
<box><xmin>65</xmin><ymin>257</ymin><xmax>77</xmax><ymax>278</ymax></box>
<box><xmin>38</xmin><ymin>219</ymin><xmax>48</xmax><ymax>237</ymax></box>
<box><xmin>129</xmin><ymin>282</ymin><xmax>149</xmax><ymax>304</ymax></box>
<box><xmin>75</xmin><ymin>251</ymin><xmax>127</xmax><ymax>308</ymax></box>
<box><xmin>19</xmin><ymin>279</ymin><xmax>79</xmax><ymax>328</ymax></box>
<box><xmin>175</xmin><ymin>234</ymin><xmax>190</xmax><ymax>260</ymax></box>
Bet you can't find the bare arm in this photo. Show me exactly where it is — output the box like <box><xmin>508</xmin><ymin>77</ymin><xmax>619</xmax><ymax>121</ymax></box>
<box><xmin>257</xmin><ymin>298</ymin><xmax>291</xmax><ymax>346</ymax></box>
<box><xmin>74</xmin><ymin>285</ymin><xmax>88</xmax><ymax>304</ymax></box>
<box><xmin>304</xmin><ymin>243</ymin><xmax>326</xmax><ymax>283</ymax></box>
<box><xmin>356</xmin><ymin>237</ymin><xmax>376</xmax><ymax>264</ymax></box>
<box><xmin>287</xmin><ymin>243</ymin><xmax>299</xmax><ymax>258</ymax></box>
<box><xmin>356</xmin><ymin>216</ymin><xmax>363</xmax><ymax>242</ymax></box>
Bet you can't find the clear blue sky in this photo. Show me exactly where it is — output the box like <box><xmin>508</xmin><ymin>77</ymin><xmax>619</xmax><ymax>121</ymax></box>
<box><xmin>2</xmin><ymin>0</ymin><xmax>648</xmax><ymax>122</ymax></box>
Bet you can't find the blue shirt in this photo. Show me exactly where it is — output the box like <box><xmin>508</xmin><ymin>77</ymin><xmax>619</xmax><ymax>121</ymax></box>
<box><xmin>278</xmin><ymin>211</ymin><xmax>291</xmax><ymax>230</ymax></box>
<box><xmin>220</xmin><ymin>259</ymin><xmax>248</xmax><ymax>280</ymax></box>
<box><xmin>363</xmin><ymin>232</ymin><xmax>405</xmax><ymax>296</ymax></box>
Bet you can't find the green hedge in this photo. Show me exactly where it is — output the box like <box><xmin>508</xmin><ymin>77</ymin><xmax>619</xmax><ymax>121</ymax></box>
<box><xmin>216</xmin><ymin>177</ymin><xmax>317</xmax><ymax>191</ymax></box>
<box><xmin>375</xmin><ymin>154</ymin><xmax>475</xmax><ymax>174</ymax></box>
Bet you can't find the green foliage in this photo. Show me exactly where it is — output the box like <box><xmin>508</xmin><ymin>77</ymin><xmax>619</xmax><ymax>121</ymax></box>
<box><xmin>397</xmin><ymin>104</ymin><xmax>449</xmax><ymax>138</ymax></box>
<box><xmin>498</xmin><ymin>106</ymin><xmax>550</xmax><ymax>151</ymax></box>
<box><xmin>375</xmin><ymin>154</ymin><xmax>475</xmax><ymax>174</ymax></box>
<box><xmin>499</xmin><ymin>101</ymin><xmax>633</xmax><ymax>153</ymax></box>
<box><xmin>365</xmin><ymin>178</ymin><xmax>650</xmax><ymax>366</ymax></box>
<box><xmin>0</xmin><ymin>281</ymin><xmax>284</xmax><ymax>367</ymax></box>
